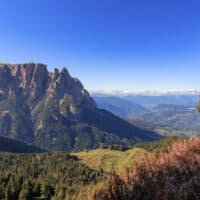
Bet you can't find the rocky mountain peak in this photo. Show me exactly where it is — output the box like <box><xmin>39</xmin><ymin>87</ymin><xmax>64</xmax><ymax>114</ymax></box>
<box><xmin>0</xmin><ymin>62</ymin><xmax>96</xmax><ymax>109</ymax></box>
<box><xmin>0</xmin><ymin>62</ymin><xmax>160</xmax><ymax>151</ymax></box>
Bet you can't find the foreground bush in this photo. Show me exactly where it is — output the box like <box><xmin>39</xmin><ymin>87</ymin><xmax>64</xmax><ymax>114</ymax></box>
<box><xmin>92</xmin><ymin>137</ymin><xmax>200</xmax><ymax>200</ymax></box>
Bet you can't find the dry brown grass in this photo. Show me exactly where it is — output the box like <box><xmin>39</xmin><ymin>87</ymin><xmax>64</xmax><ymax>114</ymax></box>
<box><xmin>92</xmin><ymin>137</ymin><xmax>200</xmax><ymax>200</ymax></box>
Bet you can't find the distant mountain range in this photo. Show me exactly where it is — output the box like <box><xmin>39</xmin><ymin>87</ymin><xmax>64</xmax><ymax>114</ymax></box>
<box><xmin>0</xmin><ymin>63</ymin><xmax>161</xmax><ymax>152</ymax></box>
<box><xmin>130</xmin><ymin>104</ymin><xmax>200</xmax><ymax>137</ymax></box>
<box><xmin>92</xmin><ymin>93</ymin><xmax>198</xmax><ymax>108</ymax></box>
<box><xmin>91</xmin><ymin>89</ymin><xmax>200</xmax><ymax>96</ymax></box>
<box><xmin>93</xmin><ymin>96</ymin><xmax>147</xmax><ymax>118</ymax></box>
<box><xmin>93</xmin><ymin>94</ymin><xmax>200</xmax><ymax>137</ymax></box>
<box><xmin>123</xmin><ymin>95</ymin><xmax>198</xmax><ymax>108</ymax></box>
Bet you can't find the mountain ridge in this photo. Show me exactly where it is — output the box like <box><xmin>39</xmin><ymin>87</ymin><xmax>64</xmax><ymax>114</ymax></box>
<box><xmin>94</xmin><ymin>96</ymin><xmax>147</xmax><ymax>118</ymax></box>
<box><xmin>0</xmin><ymin>63</ymin><xmax>161</xmax><ymax>151</ymax></box>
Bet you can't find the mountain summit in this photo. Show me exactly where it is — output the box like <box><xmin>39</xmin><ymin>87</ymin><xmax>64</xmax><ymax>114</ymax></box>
<box><xmin>0</xmin><ymin>63</ymin><xmax>161</xmax><ymax>151</ymax></box>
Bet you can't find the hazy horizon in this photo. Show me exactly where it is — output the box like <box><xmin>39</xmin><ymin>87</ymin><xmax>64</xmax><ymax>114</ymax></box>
<box><xmin>90</xmin><ymin>89</ymin><xmax>200</xmax><ymax>96</ymax></box>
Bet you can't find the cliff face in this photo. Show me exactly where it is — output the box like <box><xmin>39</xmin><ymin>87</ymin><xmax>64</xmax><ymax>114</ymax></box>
<box><xmin>0</xmin><ymin>63</ymin><xmax>161</xmax><ymax>151</ymax></box>
<box><xmin>0</xmin><ymin>63</ymin><xmax>96</xmax><ymax>110</ymax></box>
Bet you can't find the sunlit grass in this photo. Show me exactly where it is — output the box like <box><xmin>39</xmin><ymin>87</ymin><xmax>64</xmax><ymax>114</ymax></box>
<box><xmin>73</xmin><ymin>147</ymin><xmax>147</xmax><ymax>173</ymax></box>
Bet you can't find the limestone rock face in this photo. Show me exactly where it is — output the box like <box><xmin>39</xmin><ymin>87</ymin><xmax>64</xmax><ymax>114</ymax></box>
<box><xmin>0</xmin><ymin>63</ymin><xmax>96</xmax><ymax>110</ymax></box>
<box><xmin>0</xmin><ymin>63</ymin><xmax>161</xmax><ymax>151</ymax></box>
<box><xmin>0</xmin><ymin>63</ymin><xmax>96</xmax><ymax>139</ymax></box>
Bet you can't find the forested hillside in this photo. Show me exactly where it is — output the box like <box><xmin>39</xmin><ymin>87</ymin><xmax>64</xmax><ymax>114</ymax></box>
<box><xmin>0</xmin><ymin>136</ymin><xmax>45</xmax><ymax>153</ymax></box>
<box><xmin>0</xmin><ymin>137</ymin><xmax>181</xmax><ymax>200</ymax></box>
<box><xmin>0</xmin><ymin>136</ymin><xmax>199</xmax><ymax>200</ymax></box>
<box><xmin>0</xmin><ymin>152</ymin><xmax>102</xmax><ymax>200</ymax></box>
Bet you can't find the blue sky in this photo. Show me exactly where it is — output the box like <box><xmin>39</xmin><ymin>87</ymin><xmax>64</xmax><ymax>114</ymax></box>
<box><xmin>0</xmin><ymin>0</ymin><xmax>200</xmax><ymax>91</ymax></box>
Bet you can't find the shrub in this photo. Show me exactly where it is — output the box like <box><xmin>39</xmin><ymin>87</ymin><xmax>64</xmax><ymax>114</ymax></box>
<box><xmin>92</xmin><ymin>137</ymin><xmax>200</xmax><ymax>200</ymax></box>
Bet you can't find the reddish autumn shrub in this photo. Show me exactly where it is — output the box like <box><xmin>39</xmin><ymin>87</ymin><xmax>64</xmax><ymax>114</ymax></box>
<box><xmin>93</xmin><ymin>137</ymin><xmax>200</xmax><ymax>200</ymax></box>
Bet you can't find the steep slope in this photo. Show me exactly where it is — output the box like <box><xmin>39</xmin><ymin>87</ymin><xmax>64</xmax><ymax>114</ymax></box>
<box><xmin>0</xmin><ymin>63</ymin><xmax>161</xmax><ymax>151</ymax></box>
<box><xmin>0</xmin><ymin>136</ymin><xmax>45</xmax><ymax>153</ymax></box>
<box><xmin>81</xmin><ymin>109</ymin><xmax>160</xmax><ymax>141</ymax></box>
<box><xmin>93</xmin><ymin>96</ymin><xmax>147</xmax><ymax>118</ymax></box>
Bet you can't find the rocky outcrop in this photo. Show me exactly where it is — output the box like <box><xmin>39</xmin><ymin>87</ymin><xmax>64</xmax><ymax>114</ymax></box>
<box><xmin>0</xmin><ymin>63</ymin><xmax>96</xmax><ymax>109</ymax></box>
<box><xmin>0</xmin><ymin>63</ymin><xmax>96</xmax><ymax>138</ymax></box>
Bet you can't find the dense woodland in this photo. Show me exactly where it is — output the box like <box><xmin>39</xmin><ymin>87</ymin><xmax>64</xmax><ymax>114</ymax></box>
<box><xmin>0</xmin><ymin>152</ymin><xmax>103</xmax><ymax>200</ymax></box>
